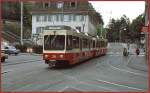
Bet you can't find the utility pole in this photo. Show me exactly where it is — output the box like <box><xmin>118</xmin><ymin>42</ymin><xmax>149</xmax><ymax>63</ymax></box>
<box><xmin>119</xmin><ymin>28</ymin><xmax>122</xmax><ymax>42</ymax></box>
<box><xmin>147</xmin><ymin>0</ymin><xmax>150</xmax><ymax>62</ymax></box>
<box><xmin>21</xmin><ymin>1</ymin><xmax>23</xmax><ymax>45</ymax></box>
<box><xmin>100</xmin><ymin>24</ymin><xmax>103</xmax><ymax>39</ymax></box>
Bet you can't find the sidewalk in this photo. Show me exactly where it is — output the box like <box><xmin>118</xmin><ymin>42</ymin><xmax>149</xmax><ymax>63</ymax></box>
<box><xmin>127</xmin><ymin>55</ymin><xmax>148</xmax><ymax>72</ymax></box>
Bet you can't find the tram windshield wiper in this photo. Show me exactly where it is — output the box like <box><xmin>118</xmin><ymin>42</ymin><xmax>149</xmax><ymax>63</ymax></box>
<box><xmin>51</xmin><ymin>35</ymin><xmax>57</xmax><ymax>46</ymax></box>
<box><xmin>45</xmin><ymin>35</ymin><xmax>50</xmax><ymax>44</ymax></box>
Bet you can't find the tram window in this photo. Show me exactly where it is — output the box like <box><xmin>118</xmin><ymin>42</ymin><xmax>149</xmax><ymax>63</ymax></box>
<box><xmin>44</xmin><ymin>35</ymin><xmax>65</xmax><ymax>50</ymax></box>
<box><xmin>100</xmin><ymin>41</ymin><xmax>103</xmax><ymax>47</ymax></box>
<box><xmin>82</xmin><ymin>39</ymin><xmax>87</xmax><ymax>48</ymax></box>
<box><xmin>72</xmin><ymin>36</ymin><xmax>79</xmax><ymax>49</ymax></box>
<box><xmin>99</xmin><ymin>41</ymin><xmax>101</xmax><ymax>47</ymax></box>
<box><xmin>88</xmin><ymin>40</ymin><xmax>90</xmax><ymax>49</ymax></box>
<box><xmin>80</xmin><ymin>38</ymin><xmax>82</xmax><ymax>50</ymax></box>
<box><xmin>96</xmin><ymin>41</ymin><xmax>98</xmax><ymax>48</ymax></box>
<box><xmin>96</xmin><ymin>41</ymin><xmax>100</xmax><ymax>48</ymax></box>
<box><xmin>93</xmin><ymin>40</ymin><xmax>95</xmax><ymax>48</ymax></box>
<box><xmin>90</xmin><ymin>40</ymin><xmax>93</xmax><ymax>49</ymax></box>
<box><xmin>66</xmin><ymin>35</ymin><xmax>72</xmax><ymax>50</ymax></box>
<box><xmin>102</xmin><ymin>42</ymin><xmax>104</xmax><ymax>47</ymax></box>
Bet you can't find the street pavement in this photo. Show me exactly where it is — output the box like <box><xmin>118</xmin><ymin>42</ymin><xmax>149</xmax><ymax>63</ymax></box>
<box><xmin>1</xmin><ymin>43</ymin><xmax>148</xmax><ymax>92</ymax></box>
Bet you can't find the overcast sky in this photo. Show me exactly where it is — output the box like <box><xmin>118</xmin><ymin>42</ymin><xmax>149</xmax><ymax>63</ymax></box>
<box><xmin>89</xmin><ymin>1</ymin><xmax>145</xmax><ymax>27</ymax></box>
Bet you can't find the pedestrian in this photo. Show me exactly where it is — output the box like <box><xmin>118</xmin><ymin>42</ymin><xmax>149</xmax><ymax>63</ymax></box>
<box><xmin>136</xmin><ymin>48</ymin><xmax>140</xmax><ymax>55</ymax></box>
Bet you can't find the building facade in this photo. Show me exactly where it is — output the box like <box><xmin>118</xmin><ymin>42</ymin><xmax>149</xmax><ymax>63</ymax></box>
<box><xmin>31</xmin><ymin>1</ymin><xmax>103</xmax><ymax>45</ymax></box>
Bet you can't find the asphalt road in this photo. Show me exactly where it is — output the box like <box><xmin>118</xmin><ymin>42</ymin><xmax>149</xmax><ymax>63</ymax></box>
<box><xmin>2</xmin><ymin>43</ymin><xmax>148</xmax><ymax>92</ymax></box>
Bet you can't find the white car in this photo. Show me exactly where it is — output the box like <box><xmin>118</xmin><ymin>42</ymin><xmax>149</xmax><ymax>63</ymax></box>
<box><xmin>2</xmin><ymin>46</ymin><xmax>20</xmax><ymax>55</ymax></box>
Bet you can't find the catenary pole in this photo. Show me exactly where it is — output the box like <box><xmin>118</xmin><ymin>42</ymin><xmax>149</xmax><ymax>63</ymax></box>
<box><xmin>21</xmin><ymin>1</ymin><xmax>23</xmax><ymax>45</ymax></box>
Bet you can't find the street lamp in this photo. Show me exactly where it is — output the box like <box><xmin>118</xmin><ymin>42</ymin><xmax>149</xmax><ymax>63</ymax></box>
<box><xmin>119</xmin><ymin>27</ymin><xmax>126</xmax><ymax>42</ymax></box>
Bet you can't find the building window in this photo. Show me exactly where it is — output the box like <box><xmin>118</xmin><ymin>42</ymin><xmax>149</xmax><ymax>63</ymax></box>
<box><xmin>36</xmin><ymin>27</ymin><xmax>44</xmax><ymax>34</ymax></box>
<box><xmin>80</xmin><ymin>15</ymin><xmax>84</xmax><ymax>21</ymax></box>
<box><xmin>63</xmin><ymin>15</ymin><xmax>69</xmax><ymax>22</ymax></box>
<box><xmin>76</xmin><ymin>15</ymin><xmax>84</xmax><ymax>21</ymax></box>
<box><xmin>70</xmin><ymin>2</ymin><xmax>77</xmax><ymax>8</ymax></box>
<box><xmin>60</xmin><ymin>14</ymin><xmax>63</xmax><ymax>21</ymax></box>
<box><xmin>41</xmin><ymin>16</ymin><xmax>44</xmax><ymax>22</ymax></box>
<box><xmin>36</xmin><ymin>27</ymin><xmax>40</xmax><ymax>34</ymax></box>
<box><xmin>36</xmin><ymin>15</ymin><xmax>44</xmax><ymax>22</ymax></box>
<box><xmin>56</xmin><ymin>15</ymin><xmax>59</xmax><ymax>21</ymax></box>
<box><xmin>36</xmin><ymin>16</ymin><xmax>40</xmax><ymax>22</ymax></box>
<box><xmin>69</xmin><ymin>15</ymin><xmax>72</xmax><ymax>21</ymax></box>
<box><xmin>44</xmin><ymin>15</ymin><xmax>47</xmax><ymax>22</ymax></box>
<box><xmin>73</xmin><ymin>15</ymin><xmax>76</xmax><ymax>21</ymax></box>
<box><xmin>57</xmin><ymin>2</ymin><xmax>63</xmax><ymax>9</ymax></box>
<box><xmin>43</xmin><ymin>2</ymin><xmax>50</xmax><ymax>8</ymax></box>
<box><xmin>48</xmin><ymin>15</ymin><xmax>52</xmax><ymax>21</ymax></box>
<box><xmin>53</xmin><ymin>15</ymin><xmax>56</xmax><ymax>21</ymax></box>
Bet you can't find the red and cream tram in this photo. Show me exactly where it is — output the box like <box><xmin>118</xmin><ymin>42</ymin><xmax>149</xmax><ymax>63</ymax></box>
<box><xmin>43</xmin><ymin>26</ymin><xmax>107</xmax><ymax>67</ymax></box>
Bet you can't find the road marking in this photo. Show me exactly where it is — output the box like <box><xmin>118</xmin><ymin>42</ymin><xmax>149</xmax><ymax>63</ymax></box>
<box><xmin>58</xmin><ymin>86</ymin><xmax>85</xmax><ymax>92</ymax></box>
<box><xmin>108</xmin><ymin>61</ymin><xmax>147</xmax><ymax>77</ymax></box>
<box><xmin>96</xmin><ymin>79</ymin><xmax>145</xmax><ymax>91</ymax></box>
<box><xmin>49</xmin><ymin>70</ymin><xmax>116</xmax><ymax>91</ymax></box>
<box><xmin>66</xmin><ymin>75</ymin><xmax>116</xmax><ymax>91</ymax></box>
<box><xmin>126</xmin><ymin>56</ymin><xmax>133</xmax><ymax>65</ymax></box>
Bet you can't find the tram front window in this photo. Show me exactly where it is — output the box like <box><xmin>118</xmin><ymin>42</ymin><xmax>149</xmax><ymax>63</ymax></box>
<box><xmin>44</xmin><ymin>35</ymin><xmax>65</xmax><ymax>50</ymax></box>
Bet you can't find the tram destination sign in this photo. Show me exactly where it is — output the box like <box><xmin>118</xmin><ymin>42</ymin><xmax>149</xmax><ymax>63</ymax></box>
<box><xmin>46</xmin><ymin>26</ymin><xmax>62</xmax><ymax>30</ymax></box>
<box><xmin>45</xmin><ymin>26</ymin><xmax>72</xmax><ymax>30</ymax></box>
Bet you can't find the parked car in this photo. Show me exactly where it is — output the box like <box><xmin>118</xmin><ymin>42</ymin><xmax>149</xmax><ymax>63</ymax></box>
<box><xmin>2</xmin><ymin>46</ymin><xmax>20</xmax><ymax>55</ymax></box>
<box><xmin>1</xmin><ymin>50</ymin><xmax>8</xmax><ymax>62</ymax></box>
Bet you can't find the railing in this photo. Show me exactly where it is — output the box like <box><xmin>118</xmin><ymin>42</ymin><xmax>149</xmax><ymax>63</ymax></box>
<box><xmin>2</xmin><ymin>30</ymin><xmax>20</xmax><ymax>42</ymax></box>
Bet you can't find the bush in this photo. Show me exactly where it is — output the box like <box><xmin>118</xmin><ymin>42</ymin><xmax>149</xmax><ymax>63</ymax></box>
<box><xmin>32</xmin><ymin>45</ymin><xmax>43</xmax><ymax>54</ymax></box>
<box><xmin>15</xmin><ymin>45</ymin><xmax>27</xmax><ymax>53</ymax></box>
<box><xmin>15</xmin><ymin>44</ymin><xmax>43</xmax><ymax>54</ymax></box>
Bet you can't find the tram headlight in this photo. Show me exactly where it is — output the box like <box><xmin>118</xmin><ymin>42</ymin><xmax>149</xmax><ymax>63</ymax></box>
<box><xmin>59</xmin><ymin>54</ymin><xmax>64</xmax><ymax>58</ymax></box>
<box><xmin>45</xmin><ymin>55</ymin><xmax>49</xmax><ymax>58</ymax></box>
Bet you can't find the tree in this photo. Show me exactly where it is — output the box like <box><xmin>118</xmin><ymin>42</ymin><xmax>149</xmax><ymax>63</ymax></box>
<box><xmin>2</xmin><ymin>2</ymin><xmax>32</xmax><ymax>39</ymax></box>
<box><xmin>2</xmin><ymin>2</ymin><xmax>32</xmax><ymax>27</ymax></box>
<box><xmin>129</xmin><ymin>14</ymin><xmax>145</xmax><ymax>42</ymax></box>
<box><xmin>106</xmin><ymin>15</ymin><xmax>130</xmax><ymax>42</ymax></box>
<box><xmin>96</xmin><ymin>24</ymin><xmax>102</xmax><ymax>37</ymax></box>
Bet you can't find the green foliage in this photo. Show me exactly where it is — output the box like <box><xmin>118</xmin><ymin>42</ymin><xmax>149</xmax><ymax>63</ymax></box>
<box><xmin>2</xmin><ymin>2</ymin><xmax>32</xmax><ymax>40</ymax></box>
<box><xmin>3</xmin><ymin>21</ymin><xmax>21</xmax><ymax>37</ymax></box>
<box><xmin>15</xmin><ymin>44</ymin><xmax>43</xmax><ymax>54</ymax></box>
<box><xmin>96</xmin><ymin>24</ymin><xmax>102</xmax><ymax>37</ymax></box>
<box><xmin>106</xmin><ymin>15</ymin><xmax>132</xmax><ymax>42</ymax></box>
<box><xmin>129</xmin><ymin>14</ymin><xmax>145</xmax><ymax>41</ymax></box>
<box><xmin>32</xmin><ymin>45</ymin><xmax>43</xmax><ymax>54</ymax></box>
<box><xmin>15</xmin><ymin>44</ymin><xmax>27</xmax><ymax>53</ymax></box>
<box><xmin>106</xmin><ymin>14</ymin><xmax>145</xmax><ymax>42</ymax></box>
<box><xmin>2</xmin><ymin>2</ymin><xmax>32</xmax><ymax>28</ymax></box>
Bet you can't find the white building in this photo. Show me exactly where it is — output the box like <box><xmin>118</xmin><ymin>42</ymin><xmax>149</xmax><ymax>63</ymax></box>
<box><xmin>31</xmin><ymin>1</ymin><xmax>103</xmax><ymax>45</ymax></box>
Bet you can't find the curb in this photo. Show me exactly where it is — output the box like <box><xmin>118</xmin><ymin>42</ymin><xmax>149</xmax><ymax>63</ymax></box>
<box><xmin>3</xmin><ymin>59</ymin><xmax>42</xmax><ymax>66</ymax></box>
<box><xmin>20</xmin><ymin>53</ymin><xmax>42</xmax><ymax>56</ymax></box>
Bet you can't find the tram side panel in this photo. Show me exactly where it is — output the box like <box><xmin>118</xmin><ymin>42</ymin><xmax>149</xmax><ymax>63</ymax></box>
<box><xmin>43</xmin><ymin>27</ymin><xmax>107</xmax><ymax>67</ymax></box>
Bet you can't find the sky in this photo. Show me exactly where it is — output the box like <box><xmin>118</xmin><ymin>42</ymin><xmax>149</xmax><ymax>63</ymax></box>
<box><xmin>89</xmin><ymin>1</ymin><xmax>145</xmax><ymax>27</ymax></box>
